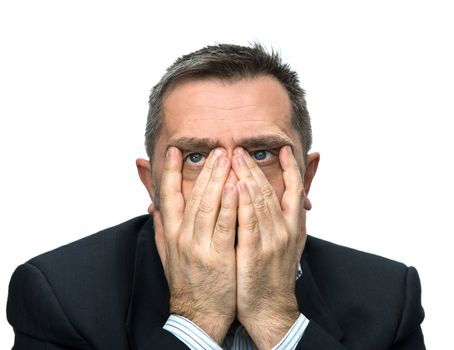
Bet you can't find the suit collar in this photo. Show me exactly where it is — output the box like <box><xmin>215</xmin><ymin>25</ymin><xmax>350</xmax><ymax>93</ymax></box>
<box><xmin>126</xmin><ymin>217</ymin><xmax>344</xmax><ymax>348</ymax></box>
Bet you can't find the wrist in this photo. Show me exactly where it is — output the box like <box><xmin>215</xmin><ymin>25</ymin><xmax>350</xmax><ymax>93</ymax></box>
<box><xmin>188</xmin><ymin>316</ymin><xmax>232</xmax><ymax>345</ymax></box>
<box><xmin>164</xmin><ymin>315</ymin><xmax>226</xmax><ymax>350</ymax></box>
<box><xmin>170</xmin><ymin>303</ymin><xmax>233</xmax><ymax>344</ymax></box>
<box><xmin>240</xmin><ymin>303</ymin><xmax>299</xmax><ymax>350</ymax></box>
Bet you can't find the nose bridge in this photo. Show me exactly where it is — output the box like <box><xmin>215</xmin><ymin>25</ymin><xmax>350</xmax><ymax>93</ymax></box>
<box><xmin>213</xmin><ymin>123</ymin><xmax>238</xmax><ymax>161</ymax></box>
<box><xmin>224</xmin><ymin>147</ymin><xmax>235</xmax><ymax>161</ymax></box>
<box><xmin>217</xmin><ymin>134</ymin><xmax>240</xmax><ymax>162</ymax></box>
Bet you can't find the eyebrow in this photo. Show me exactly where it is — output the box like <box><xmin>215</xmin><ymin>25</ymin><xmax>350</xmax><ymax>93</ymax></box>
<box><xmin>168</xmin><ymin>137</ymin><xmax>218</xmax><ymax>153</ymax></box>
<box><xmin>238</xmin><ymin>135</ymin><xmax>294</xmax><ymax>150</ymax></box>
<box><xmin>167</xmin><ymin>134</ymin><xmax>294</xmax><ymax>152</ymax></box>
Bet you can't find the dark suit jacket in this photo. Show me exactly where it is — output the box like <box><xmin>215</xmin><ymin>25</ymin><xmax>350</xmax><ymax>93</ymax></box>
<box><xmin>7</xmin><ymin>215</ymin><xmax>425</xmax><ymax>349</ymax></box>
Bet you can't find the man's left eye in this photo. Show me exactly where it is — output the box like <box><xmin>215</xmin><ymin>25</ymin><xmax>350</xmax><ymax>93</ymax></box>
<box><xmin>251</xmin><ymin>150</ymin><xmax>273</xmax><ymax>162</ymax></box>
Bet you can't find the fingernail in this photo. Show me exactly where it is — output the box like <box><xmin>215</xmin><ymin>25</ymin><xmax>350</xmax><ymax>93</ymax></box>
<box><xmin>234</xmin><ymin>147</ymin><xmax>244</xmax><ymax>156</ymax></box>
<box><xmin>214</xmin><ymin>148</ymin><xmax>224</xmax><ymax>157</ymax></box>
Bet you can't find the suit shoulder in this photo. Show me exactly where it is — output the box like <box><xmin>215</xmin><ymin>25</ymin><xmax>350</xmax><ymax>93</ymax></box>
<box><xmin>21</xmin><ymin>215</ymin><xmax>153</xmax><ymax>320</ymax></box>
<box><xmin>305</xmin><ymin>235</ymin><xmax>419</xmax><ymax>322</ymax></box>
<box><xmin>8</xmin><ymin>215</ymin><xmax>154</xmax><ymax>348</ymax></box>
<box><xmin>28</xmin><ymin>214</ymin><xmax>151</xmax><ymax>270</ymax></box>
<box><xmin>303</xmin><ymin>236</ymin><xmax>424</xmax><ymax>346</ymax></box>
<box><xmin>305</xmin><ymin>235</ymin><xmax>409</xmax><ymax>274</ymax></box>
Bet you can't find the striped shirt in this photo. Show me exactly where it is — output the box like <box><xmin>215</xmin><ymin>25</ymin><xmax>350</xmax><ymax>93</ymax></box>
<box><xmin>163</xmin><ymin>264</ymin><xmax>308</xmax><ymax>350</ymax></box>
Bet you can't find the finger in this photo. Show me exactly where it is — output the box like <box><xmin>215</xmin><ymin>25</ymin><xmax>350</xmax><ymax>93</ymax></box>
<box><xmin>297</xmin><ymin>228</ymin><xmax>307</xmax><ymax>261</ymax></box>
<box><xmin>236</xmin><ymin>181</ymin><xmax>261</xmax><ymax>249</ymax></box>
<box><xmin>280</xmin><ymin>146</ymin><xmax>304</xmax><ymax>229</ymax></box>
<box><xmin>183</xmin><ymin>148</ymin><xmax>224</xmax><ymax>222</ymax></box>
<box><xmin>225</xmin><ymin>169</ymin><xmax>238</xmax><ymax>187</ymax></box>
<box><xmin>159</xmin><ymin>147</ymin><xmax>185</xmax><ymax>235</ymax></box>
<box><xmin>236</xmin><ymin>148</ymin><xmax>281</xmax><ymax>205</ymax></box>
<box><xmin>235</xmin><ymin>148</ymin><xmax>283</xmax><ymax>218</ymax></box>
<box><xmin>232</xmin><ymin>152</ymin><xmax>263</xmax><ymax>206</ymax></box>
<box><xmin>212</xmin><ymin>183</ymin><xmax>238</xmax><ymax>252</ymax></box>
<box><xmin>232</xmin><ymin>151</ymin><xmax>277</xmax><ymax>243</ymax></box>
<box><xmin>193</xmin><ymin>156</ymin><xmax>231</xmax><ymax>246</ymax></box>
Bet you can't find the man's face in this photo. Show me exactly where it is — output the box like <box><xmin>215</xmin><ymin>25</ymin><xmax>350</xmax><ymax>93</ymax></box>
<box><xmin>138</xmin><ymin>75</ymin><xmax>318</xmax><ymax>210</ymax></box>
<box><xmin>154</xmin><ymin>75</ymin><xmax>305</xmax><ymax>204</ymax></box>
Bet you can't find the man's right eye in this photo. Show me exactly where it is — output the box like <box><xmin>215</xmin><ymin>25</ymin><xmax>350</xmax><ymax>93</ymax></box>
<box><xmin>184</xmin><ymin>153</ymin><xmax>207</xmax><ymax>166</ymax></box>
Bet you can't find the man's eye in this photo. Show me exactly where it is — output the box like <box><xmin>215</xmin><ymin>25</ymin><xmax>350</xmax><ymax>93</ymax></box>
<box><xmin>251</xmin><ymin>150</ymin><xmax>273</xmax><ymax>162</ymax></box>
<box><xmin>185</xmin><ymin>153</ymin><xmax>206</xmax><ymax>165</ymax></box>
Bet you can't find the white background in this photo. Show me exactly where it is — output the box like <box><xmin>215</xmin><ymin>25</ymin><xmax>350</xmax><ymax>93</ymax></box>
<box><xmin>1</xmin><ymin>0</ymin><xmax>452</xmax><ymax>348</ymax></box>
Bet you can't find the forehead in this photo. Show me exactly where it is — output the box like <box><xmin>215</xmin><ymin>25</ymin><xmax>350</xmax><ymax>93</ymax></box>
<box><xmin>159</xmin><ymin>76</ymin><xmax>300</xmax><ymax>151</ymax></box>
<box><xmin>163</xmin><ymin>76</ymin><xmax>292</xmax><ymax>121</ymax></box>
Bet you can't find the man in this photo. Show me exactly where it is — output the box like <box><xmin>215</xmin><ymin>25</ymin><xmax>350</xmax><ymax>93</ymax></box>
<box><xmin>7</xmin><ymin>44</ymin><xmax>425</xmax><ymax>349</ymax></box>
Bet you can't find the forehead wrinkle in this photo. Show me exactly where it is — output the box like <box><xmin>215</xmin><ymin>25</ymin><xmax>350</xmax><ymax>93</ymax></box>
<box><xmin>191</xmin><ymin>104</ymin><xmax>258</xmax><ymax>111</ymax></box>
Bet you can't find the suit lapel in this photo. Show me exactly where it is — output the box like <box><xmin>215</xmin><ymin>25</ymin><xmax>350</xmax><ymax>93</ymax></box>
<box><xmin>126</xmin><ymin>216</ymin><xmax>170</xmax><ymax>350</ymax></box>
<box><xmin>297</xmin><ymin>240</ymin><xmax>344</xmax><ymax>341</ymax></box>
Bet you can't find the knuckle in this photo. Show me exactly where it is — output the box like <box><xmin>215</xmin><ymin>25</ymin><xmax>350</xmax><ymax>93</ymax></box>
<box><xmin>242</xmin><ymin>170</ymin><xmax>254</xmax><ymax>182</ymax></box>
<box><xmin>254</xmin><ymin>197</ymin><xmax>268</xmax><ymax>213</ymax></box>
<box><xmin>216</xmin><ymin>222</ymin><xmax>230</xmax><ymax>235</ymax></box>
<box><xmin>221</xmin><ymin>198</ymin><xmax>233</xmax><ymax>211</ymax></box>
<box><xmin>198</xmin><ymin>199</ymin><xmax>215</xmax><ymax>215</ymax></box>
<box><xmin>189</xmin><ymin>189</ymin><xmax>203</xmax><ymax>205</ymax></box>
<box><xmin>245</xmin><ymin>217</ymin><xmax>259</xmax><ymax>232</ymax></box>
<box><xmin>261</xmin><ymin>184</ymin><xmax>275</xmax><ymax>199</ymax></box>
<box><xmin>215</xmin><ymin>220</ymin><xmax>231</xmax><ymax>235</ymax></box>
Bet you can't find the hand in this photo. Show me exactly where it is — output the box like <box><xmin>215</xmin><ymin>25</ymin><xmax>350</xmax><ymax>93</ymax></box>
<box><xmin>232</xmin><ymin>146</ymin><xmax>305</xmax><ymax>349</ymax></box>
<box><xmin>153</xmin><ymin>146</ymin><xmax>238</xmax><ymax>344</ymax></box>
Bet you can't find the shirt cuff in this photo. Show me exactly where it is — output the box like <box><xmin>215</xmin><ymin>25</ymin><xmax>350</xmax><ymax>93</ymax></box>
<box><xmin>271</xmin><ymin>313</ymin><xmax>310</xmax><ymax>350</ymax></box>
<box><xmin>163</xmin><ymin>314</ymin><xmax>222</xmax><ymax>350</ymax></box>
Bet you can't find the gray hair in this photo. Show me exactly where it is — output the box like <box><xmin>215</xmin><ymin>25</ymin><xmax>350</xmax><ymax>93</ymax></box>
<box><xmin>145</xmin><ymin>43</ymin><xmax>312</xmax><ymax>162</ymax></box>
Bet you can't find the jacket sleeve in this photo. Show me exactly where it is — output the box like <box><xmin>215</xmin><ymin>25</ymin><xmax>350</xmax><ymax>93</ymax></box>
<box><xmin>390</xmin><ymin>266</ymin><xmax>425</xmax><ymax>350</ymax></box>
<box><xmin>7</xmin><ymin>263</ymin><xmax>92</xmax><ymax>350</ymax></box>
<box><xmin>137</xmin><ymin>329</ymin><xmax>191</xmax><ymax>350</ymax></box>
<box><xmin>295</xmin><ymin>321</ymin><xmax>348</xmax><ymax>350</ymax></box>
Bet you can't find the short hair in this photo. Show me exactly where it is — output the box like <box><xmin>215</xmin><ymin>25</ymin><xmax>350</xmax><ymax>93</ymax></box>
<box><xmin>145</xmin><ymin>43</ymin><xmax>312</xmax><ymax>163</ymax></box>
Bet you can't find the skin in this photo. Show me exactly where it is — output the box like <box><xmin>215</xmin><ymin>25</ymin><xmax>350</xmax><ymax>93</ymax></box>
<box><xmin>136</xmin><ymin>76</ymin><xmax>320</xmax><ymax>349</ymax></box>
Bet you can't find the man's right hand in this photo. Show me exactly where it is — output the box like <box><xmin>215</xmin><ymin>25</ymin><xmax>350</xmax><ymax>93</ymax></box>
<box><xmin>153</xmin><ymin>146</ymin><xmax>237</xmax><ymax>344</ymax></box>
